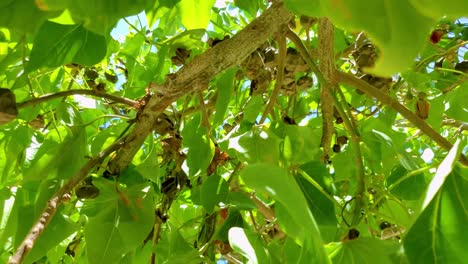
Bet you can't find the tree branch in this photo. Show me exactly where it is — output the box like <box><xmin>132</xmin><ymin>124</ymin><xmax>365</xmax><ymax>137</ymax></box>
<box><xmin>16</xmin><ymin>89</ymin><xmax>138</xmax><ymax>109</ymax></box>
<box><xmin>336</xmin><ymin>71</ymin><xmax>468</xmax><ymax>166</ymax></box>
<box><xmin>260</xmin><ymin>31</ymin><xmax>286</xmax><ymax>124</ymax></box>
<box><xmin>107</xmin><ymin>1</ymin><xmax>294</xmax><ymax>174</ymax></box>
<box><xmin>9</xmin><ymin>137</ymin><xmax>126</xmax><ymax>264</ymax></box>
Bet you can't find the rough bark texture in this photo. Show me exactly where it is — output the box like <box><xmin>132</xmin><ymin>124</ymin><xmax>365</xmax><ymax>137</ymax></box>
<box><xmin>318</xmin><ymin>18</ymin><xmax>335</xmax><ymax>160</ymax></box>
<box><xmin>108</xmin><ymin>2</ymin><xmax>294</xmax><ymax>174</ymax></box>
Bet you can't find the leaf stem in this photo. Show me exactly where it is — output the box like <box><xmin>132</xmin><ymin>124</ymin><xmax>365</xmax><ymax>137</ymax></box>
<box><xmin>16</xmin><ymin>89</ymin><xmax>138</xmax><ymax>108</ymax></box>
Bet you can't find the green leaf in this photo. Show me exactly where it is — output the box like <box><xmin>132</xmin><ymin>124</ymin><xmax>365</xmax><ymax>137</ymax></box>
<box><xmin>286</xmin><ymin>0</ymin><xmax>436</xmax><ymax>76</ymax></box>
<box><xmin>181</xmin><ymin>113</ymin><xmax>215</xmax><ymax>177</ymax></box>
<box><xmin>404</xmin><ymin>165</ymin><xmax>467</xmax><ymax>263</ymax></box>
<box><xmin>155</xmin><ymin>223</ymin><xmax>204</xmax><ymax>264</ymax></box>
<box><xmin>282</xmin><ymin>125</ymin><xmax>321</xmax><ymax>165</ymax></box>
<box><xmin>234</xmin><ymin>0</ymin><xmax>262</xmax><ymax>17</ymax></box>
<box><xmin>241</xmin><ymin>164</ymin><xmax>329</xmax><ymax>263</ymax></box>
<box><xmin>228</xmin><ymin>127</ymin><xmax>281</xmax><ymax>164</ymax></box>
<box><xmin>23</xmin><ymin>126</ymin><xmax>87</xmax><ymax>182</ymax></box>
<box><xmin>200</xmin><ymin>174</ymin><xmax>229</xmax><ymax>213</ymax></box>
<box><xmin>409</xmin><ymin>0</ymin><xmax>468</xmax><ymax>18</ymax></box>
<box><xmin>327</xmin><ymin>238</ymin><xmax>405</xmax><ymax>264</ymax></box>
<box><xmin>24</xmin><ymin>214</ymin><xmax>77</xmax><ymax>263</ymax></box>
<box><xmin>215</xmin><ymin>209</ymin><xmax>245</xmax><ymax>243</ymax></box>
<box><xmin>243</xmin><ymin>96</ymin><xmax>264</xmax><ymax>123</ymax></box>
<box><xmin>228</xmin><ymin>227</ymin><xmax>270</xmax><ymax>264</ymax></box>
<box><xmin>66</xmin><ymin>0</ymin><xmax>149</xmax><ymax>34</ymax></box>
<box><xmin>214</xmin><ymin>69</ymin><xmax>236</xmax><ymax>127</ymax></box>
<box><xmin>226</xmin><ymin>192</ymin><xmax>257</xmax><ymax>210</ymax></box>
<box><xmin>284</xmin><ymin>0</ymin><xmax>323</xmax><ymax>17</ymax></box>
<box><xmin>177</xmin><ymin>0</ymin><xmax>215</xmax><ymax>30</ymax></box>
<box><xmin>0</xmin><ymin>0</ymin><xmax>60</xmax><ymax>34</ymax></box>
<box><xmin>84</xmin><ymin>181</ymin><xmax>154</xmax><ymax>264</ymax></box>
<box><xmin>26</xmin><ymin>21</ymin><xmax>106</xmax><ymax>72</ymax></box>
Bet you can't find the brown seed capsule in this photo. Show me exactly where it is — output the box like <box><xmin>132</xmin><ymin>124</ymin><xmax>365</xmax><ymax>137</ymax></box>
<box><xmin>415</xmin><ymin>94</ymin><xmax>430</xmax><ymax>120</ymax></box>
<box><xmin>336</xmin><ymin>135</ymin><xmax>348</xmax><ymax>145</ymax></box>
<box><xmin>333</xmin><ymin>144</ymin><xmax>341</xmax><ymax>153</ymax></box>
<box><xmin>75</xmin><ymin>185</ymin><xmax>100</xmax><ymax>199</ymax></box>
<box><xmin>0</xmin><ymin>88</ymin><xmax>18</xmax><ymax>125</ymax></box>
<box><xmin>85</xmin><ymin>69</ymin><xmax>99</xmax><ymax>80</ymax></box>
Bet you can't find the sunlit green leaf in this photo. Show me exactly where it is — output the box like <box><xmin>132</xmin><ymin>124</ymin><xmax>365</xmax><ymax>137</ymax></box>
<box><xmin>229</xmin><ymin>227</ymin><xmax>270</xmax><ymax>264</ymax></box>
<box><xmin>27</xmin><ymin>21</ymin><xmax>106</xmax><ymax>72</ymax></box>
<box><xmin>404</xmin><ymin>165</ymin><xmax>467</xmax><ymax>263</ymax></box>
<box><xmin>177</xmin><ymin>0</ymin><xmax>215</xmax><ymax>30</ymax></box>
<box><xmin>228</xmin><ymin>127</ymin><xmax>281</xmax><ymax>164</ymax></box>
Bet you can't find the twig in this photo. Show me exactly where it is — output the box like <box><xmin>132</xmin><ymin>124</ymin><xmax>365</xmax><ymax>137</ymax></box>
<box><xmin>443</xmin><ymin>118</ymin><xmax>468</xmax><ymax>131</ymax></box>
<box><xmin>336</xmin><ymin>71</ymin><xmax>468</xmax><ymax>166</ymax></box>
<box><xmin>17</xmin><ymin>89</ymin><xmax>137</xmax><ymax>109</ymax></box>
<box><xmin>9</xmin><ymin>137</ymin><xmax>126</xmax><ymax>264</ymax></box>
<box><xmin>259</xmin><ymin>31</ymin><xmax>286</xmax><ymax>124</ymax></box>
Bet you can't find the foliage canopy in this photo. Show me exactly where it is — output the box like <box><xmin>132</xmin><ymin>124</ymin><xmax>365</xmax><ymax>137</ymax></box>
<box><xmin>0</xmin><ymin>0</ymin><xmax>467</xmax><ymax>263</ymax></box>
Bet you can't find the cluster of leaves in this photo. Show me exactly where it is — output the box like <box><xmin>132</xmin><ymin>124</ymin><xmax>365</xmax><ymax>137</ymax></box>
<box><xmin>0</xmin><ymin>0</ymin><xmax>467</xmax><ymax>263</ymax></box>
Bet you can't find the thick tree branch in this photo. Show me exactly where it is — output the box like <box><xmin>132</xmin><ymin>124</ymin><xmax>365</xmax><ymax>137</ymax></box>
<box><xmin>108</xmin><ymin>2</ymin><xmax>294</xmax><ymax>174</ymax></box>
<box><xmin>16</xmin><ymin>89</ymin><xmax>137</xmax><ymax>109</ymax></box>
<box><xmin>336</xmin><ymin>71</ymin><xmax>468</xmax><ymax>166</ymax></box>
<box><xmin>10</xmin><ymin>137</ymin><xmax>126</xmax><ymax>264</ymax></box>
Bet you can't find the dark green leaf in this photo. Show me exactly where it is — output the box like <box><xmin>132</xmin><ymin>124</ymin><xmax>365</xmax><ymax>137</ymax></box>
<box><xmin>200</xmin><ymin>174</ymin><xmax>229</xmax><ymax>213</ymax></box>
<box><xmin>84</xmin><ymin>181</ymin><xmax>154</xmax><ymax>264</ymax></box>
<box><xmin>181</xmin><ymin>113</ymin><xmax>215</xmax><ymax>177</ymax></box>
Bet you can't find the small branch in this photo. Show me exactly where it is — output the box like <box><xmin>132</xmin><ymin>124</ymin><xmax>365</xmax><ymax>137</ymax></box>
<box><xmin>197</xmin><ymin>91</ymin><xmax>212</xmax><ymax>133</ymax></box>
<box><xmin>443</xmin><ymin>118</ymin><xmax>468</xmax><ymax>131</ymax></box>
<box><xmin>9</xmin><ymin>137</ymin><xmax>126</xmax><ymax>264</ymax></box>
<box><xmin>317</xmin><ymin>18</ymin><xmax>336</xmax><ymax>161</ymax></box>
<box><xmin>16</xmin><ymin>89</ymin><xmax>138</xmax><ymax>109</ymax></box>
<box><xmin>259</xmin><ymin>31</ymin><xmax>286</xmax><ymax>124</ymax></box>
<box><xmin>336</xmin><ymin>71</ymin><xmax>468</xmax><ymax>166</ymax></box>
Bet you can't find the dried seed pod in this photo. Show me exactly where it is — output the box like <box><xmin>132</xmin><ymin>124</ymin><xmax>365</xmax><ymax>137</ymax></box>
<box><xmin>285</xmin><ymin>47</ymin><xmax>309</xmax><ymax>72</ymax></box>
<box><xmin>360</xmin><ymin>74</ymin><xmax>392</xmax><ymax>91</ymax></box>
<box><xmin>296</xmin><ymin>75</ymin><xmax>313</xmax><ymax>89</ymax></box>
<box><xmin>0</xmin><ymin>88</ymin><xmax>18</xmax><ymax>125</ymax></box>
<box><xmin>332</xmin><ymin>144</ymin><xmax>341</xmax><ymax>153</ymax></box>
<box><xmin>75</xmin><ymin>184</ymin><xmax>100</xmax><ymax>199</ymax></box>
<box><xmin>105</xmin><ymin>72</ymin><xmax>118</xmax><ymax>83</ymax></box>
<box><xmin>282</xmin><ymin>115</ymin><xmax>296</xmax><ymax>125</ymax></box>
<box><xmin>171</xmin><ymin>47</ymin><xmax>191</xmax><ymax>66</ymax></box>
<box><xmin>300</xmin><ymin>16</ymin><xmax>317</xmax><ymax>29</ymax></box>
<box><xmin>454</xmin><ymin>60</ymin><xmax>468</xmax><ymax>74</ymax></box>
<box><xmin>336</xmin><ymin>135</ymin><xmax>348</xmax><ymax>145</ymax></box>
<box><xmin>429</xmin><ymin>29</ymin><xmax>446</xmax><ymax>44</ymax></box>
<box><xmin>415</xmin><ymin>93</ymin><xmax>430</xmax><ymax>120</ymax></box>
<box><xmin>379</xmin><ymin>221</ymin><xmax>392</xmax><ymax>230</ymax></box>
<box><xmin>153</xmin><ymin>113</ymin><xmax>174</xmax><ymax>135</ymax></box>
<box><xmin>85</xmin><ymin>69</ymin><xmax>99</xmax><ymax>80</ymax></box>
<box><xmin>352</xmin><ymin>43</ymin><xmax>376</xmax><ymax>70</ymax></box>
